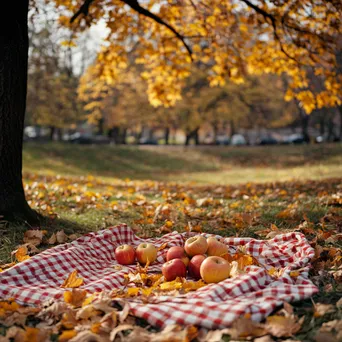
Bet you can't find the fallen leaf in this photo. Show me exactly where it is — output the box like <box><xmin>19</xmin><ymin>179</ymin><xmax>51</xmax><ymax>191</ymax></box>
<box><xmin>313</xmin><ymin>303</ymin><xmax>335</xmax><ymax>317</ymax></box>
<box><xmin>68</xmin><ymin>234</ymin><xmax>78</xmax><ymax>241</ymax></box>
<box><xmin>14</xmin><ymin>246</ymin><xmax>30</xmax><ymax>262</ymax></box>
<box><xmin>63</xmin><ymin>289</ymin><xmax>87</xmax><ymax>307</ymax></box>
<box><xmin>56</xmin><ymin>230</ymin><xmax>68</xmax><ymax>244</ymax></box>
<box><xmin>157</xmin><ymin>242</ymin><xmax>168</xmax><ymax>251</ymax></box>
<box><xmin>265</xmin><ymin>316</ymin><xmax>304</xmax><ymax>337</ymax></box>
<box><xmin>61</xmin><ymin>270</ymin><xmax>84</xmax><ymax>288</ymax></box>
<box><xmin>23</xmin><ymin>230</ymin><xmax>43</xmax><ymax>246</ymax></box>
<box><xmin>48</xmin><ymin>233</ymin><xmax>57</xmax><ymax>245</ymax></box>
<box><xmin>109</xmin><ymin>324</ymin><xmax>135</xmax><ymax>341</ymax></box>
<box><xmin>58</xmin><ymin>330</ymin><xmax>77</xmax><ymax>342</ymax></box>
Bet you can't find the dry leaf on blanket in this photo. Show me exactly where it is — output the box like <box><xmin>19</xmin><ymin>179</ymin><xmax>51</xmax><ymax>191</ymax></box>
<box><xmin>61</xmin><ymin>270</ymin><xmax>84</xmax><ymax>288</ymax></box>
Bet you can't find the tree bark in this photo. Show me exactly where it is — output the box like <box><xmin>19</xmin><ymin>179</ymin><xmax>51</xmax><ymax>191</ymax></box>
<box><xmin>299</xmin><ymin>108</ymin><xmax>310</xmax><ymax>143</ymax></box>
<box><xmin>119</xmin><ymin>127</ymin><xmax>127</xmax><ymax>144</ymax></box>
<box><xmin>0</xmin><ymin>1</ymin><xmax>39</xmax><ymax>224</ymax></box>
<box><xmin>185</xmin><ymin>127</ymin><xmax>199</xmax><ymax>146</ymax></box>
<box><xmin>338</xmin><ymin>106</ymin><xmax>342</xmax><ymax>141</ymax></box>
<box><xmin>49</xmin><ymin>126</ymin><xmax>56</xmax><ymax>141</ymax></box>
<box><xmin>164</xmin><ymin>127</ymin><xmax>170</xmax><ymax>145</ymax></box>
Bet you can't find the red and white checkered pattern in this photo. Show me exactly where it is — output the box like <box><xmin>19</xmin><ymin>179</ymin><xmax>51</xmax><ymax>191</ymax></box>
<box><xmin>0</xmin><ymin>224</ymin><xmax>318</xmax><ymax>329</ymax></box>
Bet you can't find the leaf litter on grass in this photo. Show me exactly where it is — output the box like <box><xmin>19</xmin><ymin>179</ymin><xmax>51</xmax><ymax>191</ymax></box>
<box><xmin>0</xmin><ymin>173</ymin><xmax>342</xmax><ymax>340</ymax></box>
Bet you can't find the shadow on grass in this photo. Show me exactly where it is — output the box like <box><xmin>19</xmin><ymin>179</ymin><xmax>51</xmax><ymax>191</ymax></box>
<box><xmin>0</xmin><ymin>216</ymin><xmax>91</xmax><ymax>264</ymax></box>
<box><xmin>23</xmin><ymin>143</ymin><xmax>220</xmax><ymax>179</ymax></box>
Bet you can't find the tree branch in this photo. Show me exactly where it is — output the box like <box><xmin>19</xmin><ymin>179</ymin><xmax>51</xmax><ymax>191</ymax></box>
<box><xmin>71</xmin><ymin>0</ymin><xmax>94</xmax><ymax>23</ymax></box>
<box><xmin>240</xmin><ymin>0</ymin><xmax>298</xmax><ymax>62</ymax></box>
<box><xmin>121</xmin><ymin>0</ymin><xmax>192</xmax><ymax>59</ymax></box>
<box><xmin>71</xmin><ymin>0</ymin><xmax>192</xmax><ymax>59</ymax></box>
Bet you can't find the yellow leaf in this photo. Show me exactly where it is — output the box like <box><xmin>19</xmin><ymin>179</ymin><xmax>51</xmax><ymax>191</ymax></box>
<box><xmin>141</xmin><ymin>287</ymin><xmax>153</xmax><ymax>297</ymax></box>
<box><xmin>91</xmin><ymin>322</ymin><xmax>101</xmax><ymax>334</ymax></box>
<box><xmin>127</xmin><ymin>287</ymin><xmax>140</xmax><ymax>296</ymax></box>
<box><xmin>157</xmin><ymin>242</ymin><xmax>168</xmax><ymax>251</ymax></box>
<box><xmin>160</xmin><ymin>280</ymin><xmax>183</xmax><ymax>291</ymax></box>
<box><xmin>63</xmin><ymin>289</ymin><xmax>87</xmax><ymax>307</ymax></box>
<box><xmin>58</xmin><ymin>330</ymin><xmax>77</xmax><ymax>342</ymax></box>
<box><xmin>182</xmin><ymin>280</ymin><xmax>206</xmax><ymax>292</ymax></box>
<box><xmin>289</xmin><ymin>270</ymin><xmax>300</xmax><ymax>278</ymax></box>
<box><xmin>61</xmin><ymin>270</ymin><xmax>84</xmax><ymax>288</ymax></box>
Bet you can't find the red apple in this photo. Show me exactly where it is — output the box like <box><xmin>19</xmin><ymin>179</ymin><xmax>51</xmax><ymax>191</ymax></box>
<box><xmin>162</xmin><ymin>259</ymin><xmax>187</xmax><ymax>281</ymax></box>
<box><xmin>136</xmin><ymin>243</ymin><xmax>157</xmax><ymax>264</ymax></box>
<box><xmin>184</xmin><ymin>235</ymin><xmax>208</xmax><ymax>257</ymax></box>
<box><xmin>115</xmin><ymin>244</ymin><xmax>135</xmax><ymax>265</ymax></box>
<box><xmin>188</xmin><ymin>254</ymin><xmax>206</xmax><ymax>279</ymax></box>
<box><xmin>207</xmin><ymin>237</ymin><xmax>228</xmax><ymax>257</ymax></box>
<box><xmin>167</xmin><ymin>246</ymin><xmax>190</xmax><ymax>266</ymax></box>
<box><xmin>200</xmin><ymin>256</ymin><xmax>231</xmax><ymax>283</ymax></box>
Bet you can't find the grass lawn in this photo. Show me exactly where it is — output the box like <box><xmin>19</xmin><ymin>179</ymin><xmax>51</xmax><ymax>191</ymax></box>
<box><xmin>1</xmin><ymin>142</ymin><xmax>341</xmax><ymax>340</ymax></box>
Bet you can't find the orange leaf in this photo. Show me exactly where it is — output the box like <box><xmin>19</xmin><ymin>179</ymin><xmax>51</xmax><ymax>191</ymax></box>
<box><xmin>58</xmin><ymin>330</ymin><xmax>77</xmax><ymax>342</ymax></box>
<box><xmin>61</xmin><ymin>270</ymin><xmax>84</xmax><ymax>288</ymax></box>
<box><xmin>15</xmin><ymin>246</ymin><xmax>30</xmax><ymax>262</ymax></box>
<box><xmin>63</xmin><ymin>289</ymin><xmax>87</xmax><ymax>307</ymax></box>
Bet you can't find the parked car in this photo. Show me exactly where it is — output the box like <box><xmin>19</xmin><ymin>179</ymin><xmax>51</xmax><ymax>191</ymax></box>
<box><xmin>283</xmin><ymin>134</ymin><xmax>306</xmax><ymax>144</ymax></box>
<box><xmin>215</xmin><ymin>135</ymin><xmax>230</xmax><ymax>145</ymax></box>
<box><xmin>257</xmin><ymin>136</ymin><xmax>278</xmax><ymax>145</ymax></box>
<box><xmin>231</xmin><ymin>134</ymin><xmax>247</xmax><ymax>146</ymax></box>
<box><xmin>139</xmin><ymin>137</ymin><xmax>158</xmax><ymax>145</ymax></box>
<box><xmin>68</xmin><ymin>132</ymin><xmax>93</xmax><ymax>144</ymax></box>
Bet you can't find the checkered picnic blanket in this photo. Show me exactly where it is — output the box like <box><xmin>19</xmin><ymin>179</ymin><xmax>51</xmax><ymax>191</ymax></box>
<box><xmin>0</xmin><ymin>224</ymin><xmax>318</xmax><ymax>329</ymax></box>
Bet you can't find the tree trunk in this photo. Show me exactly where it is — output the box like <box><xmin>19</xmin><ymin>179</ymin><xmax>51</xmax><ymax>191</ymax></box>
<box><xmin>49</xmin><ymin>126</ymin><xmax>56</xmax><ymax>141</ymax></box>
<box><xmin>164</xmin><ymin>127</ymin><xmax>170</xmax><ymax>145</ymax></box>
<box><xmin>319</xmin><ymin>116</ymin><xmax>325</xmax><ymax>136</ymax></box>
<box><xmin>340</xmin><ymin>107</ymin><xmax>342</xmax><ymax>141</ymax></box>
<box><xmin>300</xmin><ymin>108</ymin><xmax>310</xmax><ymax>143</ymax></box>
<box><xmin>56</xmin><ymin>128</ymin><xmax>62</xmax><ymax>141</ymax></box>
<box><xmin>120</xmin><ymin>128</ymin><xmax>127</xmax><ymax>144</ymax></box>
<box><xmin>230</xmin><ymin>120</ymin><xmax>236</xmax><ymax>136</ymax></box>
<box><xmin>185</xmin><ymin>127</ymin><xmax>199</xmax><ymax>146</ymax></box>
<box><xmin>327</xmin><ymin>117</ymin><xmax>335</xmax><ymax>142</ymax></box>
<box><xmin>0</xmin><ymin>1</ymin><xmax>39</xmax><ymax>224</ymax></box>
<box><xmin>212</xmin><ymin>122</ymin><xmax>218</xmax><ymax>144</ymax></box>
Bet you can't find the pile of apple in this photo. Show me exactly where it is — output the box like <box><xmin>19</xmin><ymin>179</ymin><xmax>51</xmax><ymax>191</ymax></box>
<box><xmin>115</xmin><ymin>235</ymin><xmax>231</xmax><ymax>284</ymax></box>
<box><xmin>164</xmin><ymin>235</ymin><xmax>231</xmax><ymax>283</ymax></box>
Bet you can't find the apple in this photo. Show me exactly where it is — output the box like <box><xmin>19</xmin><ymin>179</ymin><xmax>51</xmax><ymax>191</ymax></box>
<box><xmin>184</xmin><ymin>235</ymin><xmax>208</xmax><ymax>257</ymax></box>
<box><xmin>167</xmin><ymin>246</ymin><xmax>190</xmax><ymax>266</ymax></box>
<box><xmin>188</xmin><ymin>254</ymin><xmax>206</xmax><ymax>279</ymax></box>
<box><xmin>162</xmin><ymin>259</ymin><xmax>187</xmax><ymax>281</ymax></box>
<box><xmin>206</xmin><ymin>237</ymin><xmax>228</xmax><ymax>257</ymax></box>
<box><xmin>200</xmin><ymin>256</ymin><xmax>231</xmax><ymax>283</ymax></box>
<box><xmin>115</xmin><ymin>244</ymin><xmax>135</xmax><ymax>265</ymax></box>
<box><xmin>136</xmin><ymin>243</ymin><xmax>157</xmax><ymax>264</ymax></box>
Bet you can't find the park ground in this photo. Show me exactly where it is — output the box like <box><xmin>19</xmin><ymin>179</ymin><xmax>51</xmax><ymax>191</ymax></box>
<box><xmin>1</xmin><ymin>142</ymin><xmax>342</xmax><ymax>341</ymax></box>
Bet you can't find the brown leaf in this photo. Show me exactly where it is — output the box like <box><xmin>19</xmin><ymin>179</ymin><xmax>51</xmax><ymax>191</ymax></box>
<box><xmin>68</xmin><ymin>234</ymin><xmax>78</xmax><ymax>241</ymax></box>
<box><xmin>313</xmin><ymin>303</ymin><xmax>335</xmax><ymax>317</ymax></box>
<box><xmin>23</xmin><ymin>230</ymin><xmax>43</xmax><ymax>246</ymax></box>
<box><xmin>109</xmin><ymin>324</ymin><xmax>135</xmax><ymax>341</ymax></box>
<box><xmin>56</xmin><ymin>230</ymin><xmax>68</xmax><ymax>244</ymax></box>
<box><xmin>61</xmin><ymin>270</ymin><xmax>84</xmax><ymax>288</ymax></box>
<box><xmin>48</xmin><ymin>233</ymin><xmax>57</xmax><ymax>245</ymax></box>
<box><xmin>265</xmin><ymin>316</ymin><xmax>304</xmax><ymax>337</ymax></box>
